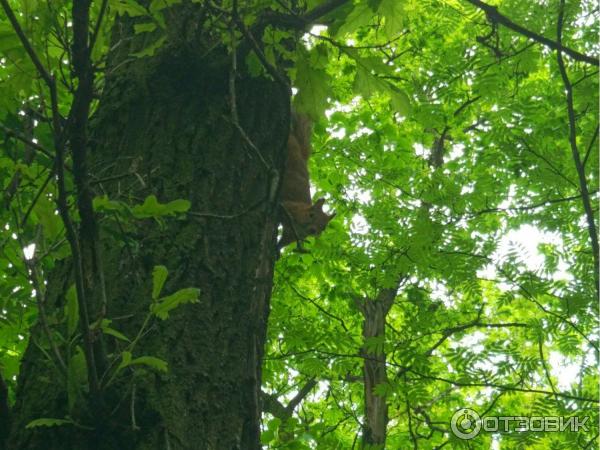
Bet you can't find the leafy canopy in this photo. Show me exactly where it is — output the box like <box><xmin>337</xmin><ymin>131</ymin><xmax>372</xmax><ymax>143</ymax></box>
<box><xmin>0</xmin><ymin>0</ymin><xmax>597</xmax><ymax>449</ymax></box>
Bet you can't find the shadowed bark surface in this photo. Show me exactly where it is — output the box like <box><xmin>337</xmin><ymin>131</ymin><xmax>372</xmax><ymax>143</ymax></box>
<box><xmin>6</xmin><ymin>9</ymin><xmax>290</xmax><ymax>449</ymax></box>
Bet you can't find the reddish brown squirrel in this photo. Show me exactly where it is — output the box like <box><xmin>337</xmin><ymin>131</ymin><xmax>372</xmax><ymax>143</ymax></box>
<box><xmin>278</xmin><ymin>112</ymin><xmax>335</xmax><ymax>249</ymax></box>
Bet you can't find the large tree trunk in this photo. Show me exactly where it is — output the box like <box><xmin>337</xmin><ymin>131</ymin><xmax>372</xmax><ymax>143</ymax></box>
<box><xmin>6</xmin><ymin>8</ymin><xmax>289</xmax><ymax>449</ymax></box>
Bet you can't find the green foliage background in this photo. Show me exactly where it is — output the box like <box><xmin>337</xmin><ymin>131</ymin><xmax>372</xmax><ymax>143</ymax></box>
<box><xmin>0</xmin><ymin>0</ymin><xmax>597</xmax><ymax>448</ymax></box>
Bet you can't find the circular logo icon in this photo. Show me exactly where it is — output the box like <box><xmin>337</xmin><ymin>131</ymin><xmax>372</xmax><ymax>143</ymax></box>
<box><xmin>451</xmin><ymin>408</ymin><xmax>481</xmax><ymax>440</ymax></box>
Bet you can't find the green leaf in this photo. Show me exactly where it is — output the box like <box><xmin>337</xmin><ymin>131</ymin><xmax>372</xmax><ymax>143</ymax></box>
<box><xmin>151</xmin><ymin>288</ymin><xmax>200</xmax><ymax>320</ymax></box>
<box><xmin>378</xmin><ymin>0</ymin><xmax>404</xmax><ymax>37</ymax></box>
<box><xmin>93</xmin><ymin>195</ymin><xmax>127</xmax><ymax>213</ymax></box>
<box><xmin>33</xmin><ymin>191</ymin><xmax>63</xmax><ymax>241</ymax></box>
<box><xmin>117</xmin><ymin>351</ymin><xmax>168</xmax><ymax>373</ymax></box>
<box><xmin>67</xmin><ymin>347</ymin><xmax>87</xmax><ymax>412</ymax></box>
<box><xmin>121</xmin><ymin>351</ymin><xmax>132</xmax><ymax>367</ymax></box>
<box><xmin>353</xmin><ymin>65</ymin><xmax>380</xmax><ymax>99</ymax></box>
<box><xmin>294</xmin><ymin>63</ymin><xmax>331</xmax><ymax>121</ymax></box>
<box><xmin>133</xmin><ymin>22</ymin><xmax>157</xmax><ymax>34</ymax></box>
<box><xmin>152</xmin><ymin>265</ymin><xmax>169</xmax><ymax>300</ymax></box>
<box><xmin>114</xmin><ymin>351</ymin><xmax>133</xmax><ymax>377</ymax></box>
<box><xmin>335</xmin><ymin>2</ymin><xmax>375</xmax><ymax>37</ymax></box>
<box><xmin>260</xmin><ymin>428</ymin><xmax>275</xmax><ymax>444</ymax></box>
<box><xmin>167</xmin><ymin>199</ymin><xmax>191</xmax><ymax>213</ymax></box>
<box><xmin>113</xmin><ymin>0</ymin><xmax>148</xmax><ymax>17</ymax></box>
<box><xmin>100</xmin><ymin>319</ymin><xmax>130</xmax><ymax>342</ymax></box>
<box><xmin>131</xmin><ymin>195</ymin><xmax>191</xmax><ymax>218</ymax></box>
<box><xmin>149</xmin><ymin>0</ymin><xmax>182</xmax><ymax>12</ymax></box>
<box><xmin>345</xmin><ymin>48</ymin><xmax>395</xmax><ymax>76</ymax></box>
<box><xmin>26</xmin><ymin>418</ymin><xmax>75</xmax><ymax>429</ymax></box>
<box><xmin>387</xmin><ymin>83</ymin><xmax>411</xmax><ymax>116</ymax></box>
<box><xmin>128</xmin><ymin>356</ymin><xmax>168</xmax><ymax>372</ymax></box>
<box><xmin>131</xmin><ymin>35</ymin><xmax>167</xmax><ymax>58</ymax></box>
<box><xmin>353</xmin><ymin>65</ymin><xmax>411</xmax><ymax>116</ymax></box>
<box><xmin>245</xmin><ymin>52</ymin><xmax>264</xmax><ymax>78</ymax></box>
<box><xmin>0</xmin><ymin>24</ymin><xmax>22</xmax><ymax>52</ymax></box>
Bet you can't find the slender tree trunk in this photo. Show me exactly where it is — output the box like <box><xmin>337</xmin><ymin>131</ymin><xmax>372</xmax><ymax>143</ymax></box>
<box><xmin>357</xmin><ymin>287</ymin><xmax>396</xmax><ymax>449</ymax></box>
<box><xmin>361</xmin><ymin>301</ymin><xmax>389</xmax><ymax>448</ymax></box>
<box><xmin>6</xmin><ymin>7</ymin><xmax>289</xmax><ymax>449</ymax></box>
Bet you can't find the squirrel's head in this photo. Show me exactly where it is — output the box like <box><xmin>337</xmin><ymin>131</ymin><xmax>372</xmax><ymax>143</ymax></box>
<box><xmin>306</xmin><ymin>198</ymin><xmax>336</xmax><ymax>236</ymax></box>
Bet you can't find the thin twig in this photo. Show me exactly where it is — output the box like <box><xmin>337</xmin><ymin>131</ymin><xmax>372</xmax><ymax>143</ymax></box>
<box><xmin>0</xmin><ymin>123</ymin><xmax>55</xmax><ymax>161</ymax></box>
<box><xmin>405</xmin><ymin>394</ymin><xmax>418</xmax><ymax>450</ymax></box>
<box><xmin>404</xmin><ymin>367</ymin><xmax>598</xmax><ymax>403</ymax></box>
<box><xmin>20</xmin><ymin>167</ymin><xmax>55</xmax><ymax>229</ymax></box>
<box><xmin>582</xmin><ymin>124</ymin><xmax>598</xmax><ymax>168</ymax></box>
<box><xmin>188</xmin><ymin>198</ymin><xmax>266</xmax><ymax>220</ymax></box>
<box><xmin>518</xmin><ymin>137</ymin><xmax>578</xmax><ymax>189</ymax></box>
<box><xmin>90</xmin><ymin>0</ymin><xmax>109</xmax><ymax>54</ymax></box>
<box><xmin>12</xmin><ymin>214</ymin><xmax>67</xmax><ymax>373</ymax></box>
<box><xmin>439</xmin><ymin>250</ymin><xmax>599</xmax><ymax>351</ymax></box>
<box><xmin>233</xmin><ymin>13</ymin><xmax>290</xmax><ymax>89</ymax></box>
<box><xmin>280</xmin><ymin>274</ymin><xmax>350</xmax><ymax>331</ymax></box>
<box><xmin>131</xmin><ymin>383</ymin><xmax>139</xmax><ymax>431</ymax></box>
<box><xmin>424</xmin><ymin>320</ymin><xmax>529</xmax><ymax>357</ymax></box>
<box><xmin>538</xmin><ymin>338</ymin><xmax>558</xmax><ymax>400</ymax></box>
<box><xmin>227</xmin><ymin>2</ymin><xmax>271</xmax><ymax>170</ymax></box>
<box><xmin>469</xmin><ymin>190</ymin><xmax>598</xmax><ymax>217</ymax></box>
<box><xmin>465</xmin><ymin>0</ymin><xmax>598</xmax><ymax>66</ymax></box>
<box><xmin>309</xmin><ymin>31</ymin><xmax>407</xmax><ymax>51</ymax></box>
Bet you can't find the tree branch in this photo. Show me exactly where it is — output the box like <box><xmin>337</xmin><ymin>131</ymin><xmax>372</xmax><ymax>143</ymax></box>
<box><xmin>262</xmin><ymin>0</ymin><xmax>350</xmax><ymax>30</ymax></box>
<box><xmin>438</xmin><ymin>250</ymin><xmax>599</xmax><ymax>352</ymax></box>
<box><xmin>262</xmin><ymin>378</ymin><xmax>317</xmax><ymax>420</ymax></box>
<box><xmin>405</xmin><ymin>368</ymin><xmax>598</xmax><ymax>403</ymax></box>
<box><xmin>286</xmin><ymin>377</ymin><xmax>317</xmax><ymax>413</ymax></box>
<box><xmin>555</xmin><ymin>0</ymin><xmax>599</xmax><ymax>298</ymax></box>
<box><xmin>47</xmin><ymin>0</ymin><xmax>104</xmax><ymax>404</ymax></box>
<box><xmin>425</xmin><ymin>321</ymin><xmax>529</xmax><ymax>357</ymax></box>
<box><xmin>465</xmin><ymin>0</ymin><xmax>599</xmax><ymax>66</ymax></box>
<box><xmin>469</xmin><ymin>191</ymin><xmax>598</xmax><ymax>217</ymax></box>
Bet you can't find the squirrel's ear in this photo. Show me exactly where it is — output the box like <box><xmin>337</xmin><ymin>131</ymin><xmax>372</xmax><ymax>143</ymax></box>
<box><xmin>314</xmin><ymin>198</ymin><xmax>325</xmax><ymax>207</ymax></box>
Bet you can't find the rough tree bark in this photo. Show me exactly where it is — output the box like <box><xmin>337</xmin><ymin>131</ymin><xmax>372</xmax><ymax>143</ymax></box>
<box><xmin>5</xmin><ymin>5</ymin><xmax>290</xmax><ymax>450</ymax></box>
<box><xmin>356</xmin><ymin>286</ymin><xmax>397</xmax><ymax>449</ymax></box>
